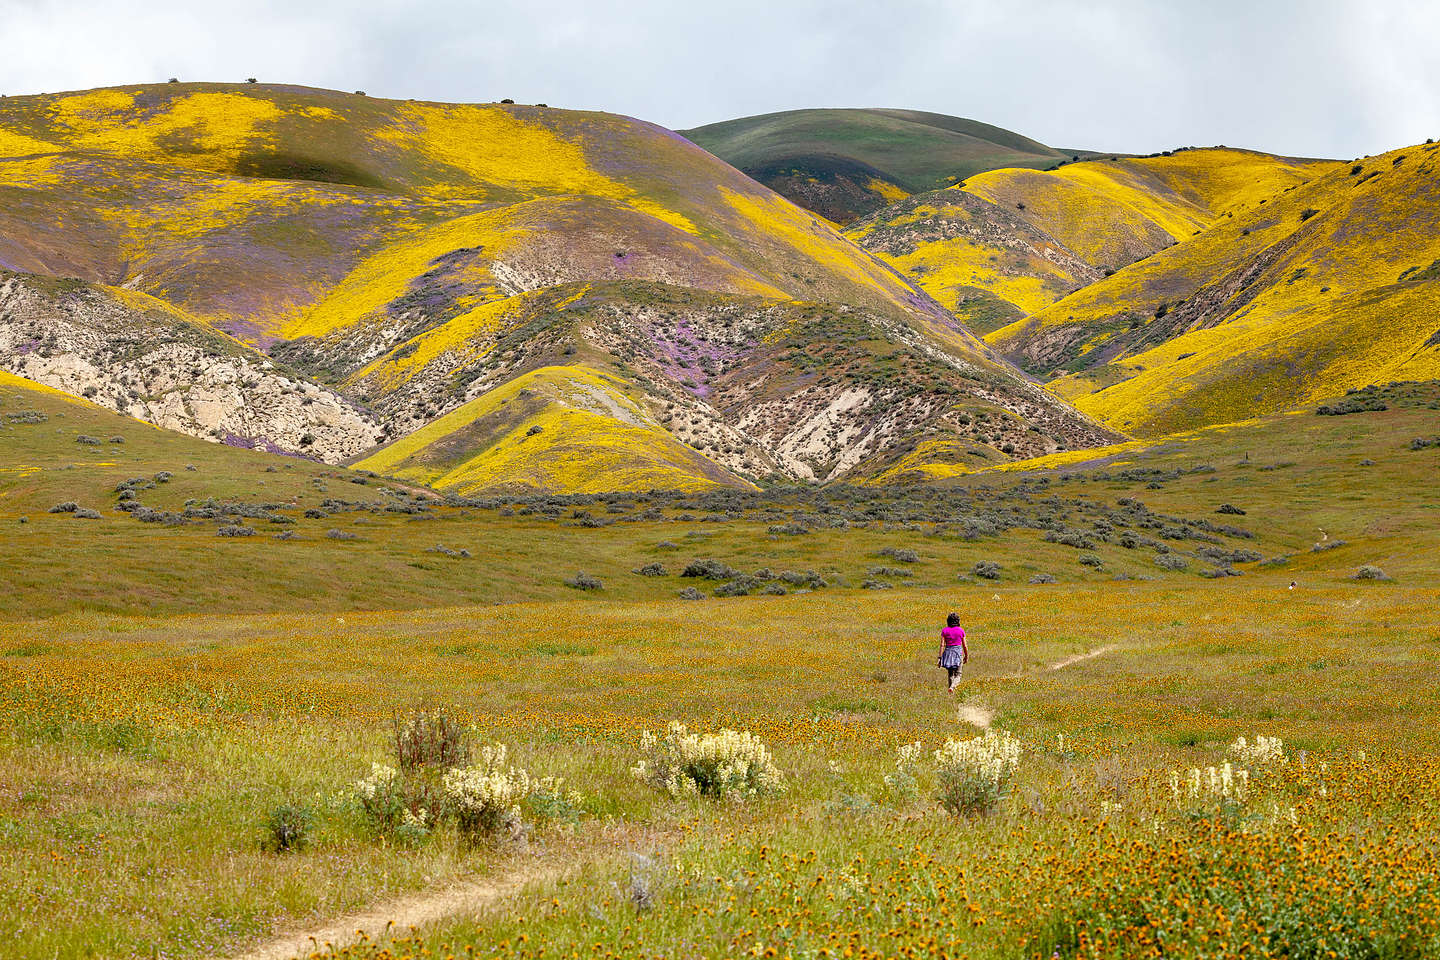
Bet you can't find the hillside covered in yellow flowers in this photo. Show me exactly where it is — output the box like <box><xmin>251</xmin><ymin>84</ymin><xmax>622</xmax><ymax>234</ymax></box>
<box><xmin>2</xmin><ymin>82</ymin><xmax>1436</xmax><ymax>490</ymax></box>
<box><xmin>0</xmin><ymin>83</ymin><xmax>1119</xmax><ymax>491</ymax></box>
<box><xmin>987</xmin><ymin>143</ymin><xmax>1440</xmax><ymax>435</ymax></box>
<box><xmin>848</xmin><ymin>148</ymin><xmax>1333</xmax><ymax>332</ymax></box>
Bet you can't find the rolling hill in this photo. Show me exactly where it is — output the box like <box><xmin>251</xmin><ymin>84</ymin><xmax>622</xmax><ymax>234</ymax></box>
<box><xmin>0</xmin><ymin>83</ymin><xmax>1115</xmax><ymax>486</ymax></box>
<box><xmin>988</xmin><ymin>142</ymin><xmax>1440</xmax><ymax>435</ymax></box>
<box><xmin>681</xmin><ymin>108</ymin><xmax>1069</xmax><ymax>223</ymax></box>
<box><xmin>847</xmin><ymin>148</ymin><xmax>1334</xmax><ymax>332</ymax></box>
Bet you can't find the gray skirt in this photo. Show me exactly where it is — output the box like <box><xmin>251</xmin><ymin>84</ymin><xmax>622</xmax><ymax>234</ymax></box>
<box><xmin>939</xmin><ymin>646</ymin><xmax>965</xmax><ymax>669</ymax></box>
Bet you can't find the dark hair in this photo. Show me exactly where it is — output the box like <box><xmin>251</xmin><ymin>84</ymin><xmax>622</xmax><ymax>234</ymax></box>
<box><xmin>946</xmin><ymin>612</ymin><xmax>960</xmax><ymax>628</ymax></box>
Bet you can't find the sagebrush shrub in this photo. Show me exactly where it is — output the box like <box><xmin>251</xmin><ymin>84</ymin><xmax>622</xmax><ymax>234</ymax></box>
<box><xmin>972</xmin><ymin>560</ymin><xmax>1001</xmax><ymax>579</ymax></box>
<box><xmin>680</xmin><ymin>558</ymin><xmax>739</xmax><ymax>580</ymax></box>
<box><xmin>564</xmin><ymin>572</ymin><xmax>603</xmax><ymax>590</ymax></box>
<box><xmin>264</xmin><ymin>803</ymin><xmax>312</xmax><ymax>853</ymax></box>
<box><xmin>879</xmin><ymin>546</ymin><xmax>919</xmax><ymax>563</ymax></box>
<box><xmin>934</xmin><ymin>730</ymin><xmax>1021</xmax><ymax>816</ymax></box>
<box><xmin>632</xmin><ymin>722</ymin><xmax>783</xmax><ymax>801</ymax></box>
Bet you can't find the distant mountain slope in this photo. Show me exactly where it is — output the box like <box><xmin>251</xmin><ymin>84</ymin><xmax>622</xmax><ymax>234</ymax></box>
<box><xmin>0</xmin><ymin>84</ymin><xmax>938</xmax><ymax>341</ymax></box>
<box><xmin>848</xmin><ymin>148</ymin><xmax>1334</xmax><ymax>331</ymax></box>
<box><xmin>0</xmin><ymin>271</ymin><xmax>379</xmax><ymax>460</ymax></box>
<box><xmin>353</xmin><ymin>365</ymin><xmax>745</xmax><ymax>494</ymax></box>
<box><xmin>0</xmin><ymin>84</ymin><xmax>1115</xmax><ymax>489</ymax></box>
<box><xmin>344</xmin><ymin>282</ymin><xmax>1115</xmax><ymax>488</ymax></box>
<box><xmin>991</xmin><ymin>142</ymin><xmax>1440</xmax><ymax>435</ymax></box>
<box><xmin>681</xmin><ymin>108</ymin><xmax>1068</xmax><ymax>223</ymax></box>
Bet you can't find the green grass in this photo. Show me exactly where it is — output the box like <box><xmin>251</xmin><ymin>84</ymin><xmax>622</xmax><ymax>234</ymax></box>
<box><xmin>682</xmin><ymin>108</ymin><xmax>1066</xmax><ymax>221</ymax></box>
<box><xmin>683</xmin><ymin>108</ymin><xmax>1063</xmax><ymax>194</ymax></box>
<box><xmin>2</xmin><ymin>371</ymin><xmax>1438</xmax><ymax>957</ymax></box>
<box><xmin>3</xmin><ymin>373</ymin><xmax>1437</xmax><ymax>619</ymax></box>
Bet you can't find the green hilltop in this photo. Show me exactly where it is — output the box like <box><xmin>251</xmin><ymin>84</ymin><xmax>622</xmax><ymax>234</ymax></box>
<box><xmin>682</xmin><ymin>108</ymin><xmax>1070</xmax><ymax>223</ymax></box>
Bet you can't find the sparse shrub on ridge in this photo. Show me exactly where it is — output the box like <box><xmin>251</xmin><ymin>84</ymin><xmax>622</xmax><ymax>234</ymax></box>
<box><xmin>564</xmin><ymin>572</ymin><xmax>603</xmax><ymax>591</ymax></box>
<box><xmin>972</xmin><ymin>560</ymin><xmax>1001</xmax><ymax>580</ymax></box>
<box><xmin>879</xmin><ymin>546</ymin><xmax>919</xmax><ymax>563</ymax></box>
<box><xmin>1354</xmin><ymin>565</ymin><xmax>1389</xmax><ymax>581</ymax></box>
<box><xmin>1044</xmin><ymin>528</ymin><xmax>1095</xmax><ymax>549</ymax></box>
<box><xmin>634</xmin><ymin>562</ymin><xmax>667</xmax><ymax>576</ymax></box>
<box><xmin>681</xmin><ymin>558</ymin><xmax>739</xmax><ymax>580</ymax></box>
<box><xmin>217</xmin><ymin>524</ymin><xmax>255</xmax><ymax>537</ymax></box>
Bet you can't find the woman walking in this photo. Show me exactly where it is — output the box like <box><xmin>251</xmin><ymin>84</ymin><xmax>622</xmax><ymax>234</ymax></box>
<box><xmin>938</xmin><ymin>612</ymin><xmax>968</xmax><ymax>693</ymax></box>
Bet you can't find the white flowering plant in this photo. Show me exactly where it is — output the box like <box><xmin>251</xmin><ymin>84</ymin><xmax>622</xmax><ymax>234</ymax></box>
<box><xmin>443</xmin><ymin>747</ymin><xmax>529</xmax><ymax>840</ymax></box>
<box><xmin>353</xmin><ymin>762</ymin><xmax>406</xmax><ymax>832</ymax></box>
<box><xmin>631</xmin><ymin>722</ymin><xmax>784</xmax><ymax>802</ymax></box>
<box><xmin>443</xmin><ymin>742</ymin><xmax>584</xmax><ymax>842</ymax></box>
<box><xmin>1228</xmin><ymin>735</ymin><xmax>1286</xmax><ymax>769</ymax></box>
<box><xmin>353</xmin><ymin>716</ymin><xmax>582</xmax><ymax>843</ymax></box>
<box><xmin>933</xmin><ymin>730</ymin><xmax>1022</xmax><ymax>816</ymax></box>
<box><xmin>882</xmin><ymin>741</ymin><xmax>925</xmax><ymax>803</ymax></box>
<box><xmin>1166</xmin><ymin>735</ymin><xmax>1287</xmax><ymax>824</ymax></box>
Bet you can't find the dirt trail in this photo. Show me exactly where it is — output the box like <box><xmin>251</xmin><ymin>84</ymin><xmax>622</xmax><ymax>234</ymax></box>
<box><xmin>955</xmin><ymin>704</ymin><xmax>994</xmax><ymax>728</ymax></box>
<box><xmin>223</xmin><ymin>824</ymin><xmax>676</xmax><ymax>960</ymax></box>
<box><xmin>1045</xmin><ymin>644</ymin><xmax>1117</xmax><ymax>671</ymax></box>
<box><xmin>956</xmin><ymin>644</ymin><xmax>1118</xmax><ymax>728</ymax></box>
<box><xmin>224</xmin><ymin>862</ymin><xmax>560</xmax><ymax>960</ymax></box>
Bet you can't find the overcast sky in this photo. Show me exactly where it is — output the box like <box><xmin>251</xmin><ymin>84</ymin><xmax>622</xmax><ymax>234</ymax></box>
<box><xmin>2</xmin><ymin>0</ymin><xmax>1436</xmax><ymax>158</ymax></box>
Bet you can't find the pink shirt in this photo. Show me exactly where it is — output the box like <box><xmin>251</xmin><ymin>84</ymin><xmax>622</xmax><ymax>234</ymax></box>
<box><xmin>942</xmin><ymin>626</ymin><xmax>966</xmax><ymax>647</ymax></box>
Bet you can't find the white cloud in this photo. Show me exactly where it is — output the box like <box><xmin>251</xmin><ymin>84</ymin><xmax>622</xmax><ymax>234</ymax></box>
<box><xmin>0</xmin><ymin>0</ymin><xmax>1433</xmax><ymax>156</ymax></box>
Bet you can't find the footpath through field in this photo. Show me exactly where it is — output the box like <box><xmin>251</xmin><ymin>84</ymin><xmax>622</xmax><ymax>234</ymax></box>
<box><xmin>222</xmin><ymin>823</ymin><xmax>675</xmax><ymax>960</ymax></box>
<box><xmin>225</xmin><ymin>864</ymin><xmax>560</xmax><ymax>960</ymax></box>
